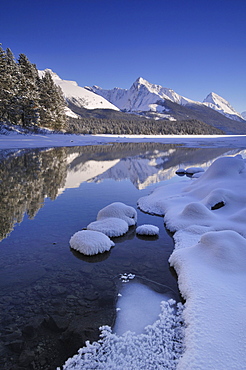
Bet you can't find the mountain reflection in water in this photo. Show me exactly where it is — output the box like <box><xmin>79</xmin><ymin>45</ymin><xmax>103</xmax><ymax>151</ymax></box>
<box><xmin>0</xmin><ymin>142</ymin><xmax>245</xmax><ymax>369</ymax></box>
<box><xmin>0</xmin><ymin>143</ymin><xmax>244</xmax><ymax>241</ymax></box>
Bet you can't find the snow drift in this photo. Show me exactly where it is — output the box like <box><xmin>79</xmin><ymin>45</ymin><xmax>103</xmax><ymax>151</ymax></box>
<box><xmin>138</xmin><ymin>154</ymin><xmax>246</xmax><ymax>369</ymax></box>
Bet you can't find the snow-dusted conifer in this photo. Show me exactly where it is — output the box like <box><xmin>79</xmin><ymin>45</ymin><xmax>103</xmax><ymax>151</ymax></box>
<box><xmin>17</xmin><ymin>53</ymin><xmax>40</xmax><ymax>126</ymax></box>
<box><xmin>39</xmin><ymin>70</ymin><xmax>67</xmax><ymax>130</ymax></box>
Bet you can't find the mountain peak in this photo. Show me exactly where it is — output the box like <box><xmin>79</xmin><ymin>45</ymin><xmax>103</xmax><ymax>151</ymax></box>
<box><xmin>203</xmin><ymin>92</ymin><xmax>243</xmax><ymax>120</ymax></box>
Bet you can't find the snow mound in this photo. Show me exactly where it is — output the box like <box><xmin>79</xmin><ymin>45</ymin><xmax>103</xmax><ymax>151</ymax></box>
<box><xmin>185</xmin><ymin>166</ymin><xmax>205</xmax><ymax>175</ymax></box>
<box><xmin>69</xmin><ymin>230</ymin><xmax>114</xmax><ymax>255</ymax></box>
<box><xmin>136</xmin><ymin>224</ymin><xmax>159</xmax><ymax>236</ymax></box>
<box><xmin>87</xmin><ymin>217</ymin><xmax>129</xmax><ymax>237</ymax></box>
<box><xmin>138</xmin><ymin>155</ymin><xmax>246</xmax><ymax>369</ymax></box>
<box><xmin>97</xmin><ymin>202</ymin><xmax>137</xmax><ymax>226</ymax></box>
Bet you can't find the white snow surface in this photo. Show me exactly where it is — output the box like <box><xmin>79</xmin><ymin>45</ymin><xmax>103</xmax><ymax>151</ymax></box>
<box><xmin>136</xmin><ymin>224</ymin><xmax>159</xmax><ymax>236</ymax></box>
<box><xmin>97</xmin><ymin>202</ymin><xmax>137</xmax><ymax>226</ymax></box>
<box><xmin>185</xmin><ymin>166</ymin><xmax>205</xmax><ymax>174</ymax></box>
<box><xmin>38</xmin><ymin>69</ymin><xmax>119</xmax><ymax>111</ymax></box>
<box><xmin>1</xmin><ymin>130</ymin><xmax>246</xmax><ymax>150</ymax></box>
<box><xmin>138</xmin><ymin>155</ymin><xmax>246</xmax><ymax>369</ymax></box>
<box><xmin>87</xmin><ymin>217</ymin><xmax>129</xmax><ymax>237</ymax></box>
<box><xmin>69</xmin><ymin>230</ymin><xmax>114</xmax><ymax>255</ymax></box>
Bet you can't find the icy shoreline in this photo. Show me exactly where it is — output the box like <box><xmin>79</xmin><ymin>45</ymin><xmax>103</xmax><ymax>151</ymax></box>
<box><xmin>1</xmin><ymin>131</ymin><xmax>246</xmax><ymax>150</ymax></box>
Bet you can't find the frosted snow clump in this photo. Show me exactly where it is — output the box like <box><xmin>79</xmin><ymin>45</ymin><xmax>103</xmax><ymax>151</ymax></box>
<box><xmin>60</xmin><ymin>299</ymin><xmax>184</xmax><ymax>370</ymax></box>
<box><xmin>69</xmin><ymin>230</ymin><xmax>114</xmax><ymax>255</ymax></box>
<box><xmin>87</xmin><ymin>217</ymin><xmax>129</xmax><ymax>237</ymax></box>
<box><xmin>136</xmin><ymin>224</ymin><xmax>159</xmax><ymax>236</ymax></box>
<box><xmin>97</xmin><ymin>202</ymin><xmax>137</xmax><ymax>226</ymax></box>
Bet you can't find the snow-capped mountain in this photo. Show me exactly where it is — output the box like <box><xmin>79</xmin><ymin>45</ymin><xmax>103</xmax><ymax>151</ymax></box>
<box><xmin>203</xmin><ymin>92</ymin><xmax>244</xmax><ymax>122</ymax></box>
<box><xmin>91</xmin><ymin>78</ymin><xmax>245</xmax><ymax>122</ymax></box>
<box><xmin>38</xmin><ymin>69</ymin><xmax>119</xmax><ymax>112</ymax></box>
<box><xmin>241</xmin><ymin>111</ymin><xmax>246</xmax><ymax>120</ymax></box>
<box><xmin>90</xmin><ymin>77</ymin><xmax>196</xmax><ymax>114</ymax></box>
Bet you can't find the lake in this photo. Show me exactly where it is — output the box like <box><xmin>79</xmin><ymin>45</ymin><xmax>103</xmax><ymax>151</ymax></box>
<box><xmin>0</xmin><ymin>142</ymin><xmax>244</xmax><ymax>369</ymax></box>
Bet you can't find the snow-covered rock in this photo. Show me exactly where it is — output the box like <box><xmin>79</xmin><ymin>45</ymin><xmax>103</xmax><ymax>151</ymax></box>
<box><xmin>203</xmin><ymin>92</ymin><xmax>244</xmax><ymax>121</ymax></box>
<box><xmin>97</xmin><ymin>202</ymin><xmax>137</xmax><ymax>226</ymax></box>
<box><xmin>69</xmin><ymin>230</ymin><xmax>114</xmax><ymax>255</ymax></box>
<box><xmin>185</xmin><ymin>166</ymin><xmax>205</xmax><ymax>175</ymax></box>
<box><xmin>87</xmin><ymin>217</ymin><xmax>129</xmax><ymax>237</ymax></box>
<box><xmin>38</xmin><ymin>69</ymin><xmax>119</xmax><ymax>111</ymax></box>
<box><xmin>241</xmin><ymin>111</ymin><xmax>246</xmax><ymax>120</ymax></box>
<box><xmin>136</xmin><ymin>224</ymin><xmax>159</xmax><ymax>236</ymax></box>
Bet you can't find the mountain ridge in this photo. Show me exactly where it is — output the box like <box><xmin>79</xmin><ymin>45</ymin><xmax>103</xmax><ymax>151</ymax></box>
<box><xmin>91</xmin><ymin>77</ymin><xmax>245</xmax><ymax>122</ymax></box>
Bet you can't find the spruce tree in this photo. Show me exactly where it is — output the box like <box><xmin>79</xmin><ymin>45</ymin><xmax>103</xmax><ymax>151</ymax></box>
<box><xmin>38</xmin><ymin>70</ymin><xmax>67</xmax><ymax>130</ymax></box>
<box><xmin>17</xmin><ymin>53</ymin><xmax>40</xmax><ymax>127</ymax></box>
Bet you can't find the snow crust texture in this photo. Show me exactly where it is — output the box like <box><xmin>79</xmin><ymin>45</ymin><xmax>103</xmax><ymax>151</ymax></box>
<box><xmin>69</xmin><ymin>230</ymin><xmax>114</xmax><ymax>255</ymax></box>
<box><xmin>138</xmin><ymin>155</ymin><xmax>246</xmax><ymax>369</ymax></box>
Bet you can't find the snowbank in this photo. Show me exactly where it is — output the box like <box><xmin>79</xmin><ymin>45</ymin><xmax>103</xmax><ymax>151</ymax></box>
<box><xmin>69</xmin><ymin>230</ymin><xmax>114</xmax><ymax>255</ymax></box>
<box><xmin>136</xmin><ymin>224</ymin><xmax>159</xmax><ymax>236</ymax></box>
<box><xmin>138</xmin><ymin>155</ymin><xmax>246</xmax><ymax>369</ymax></box>
<box><xmin>97</xmin><ymin>202</ymin><xmax>137</xmax><ymax>227</ymax></box>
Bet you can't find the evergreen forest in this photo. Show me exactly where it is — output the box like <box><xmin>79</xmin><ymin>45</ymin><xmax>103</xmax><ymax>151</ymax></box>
<box><xmin>0</xmin><ymin>45</ymin><xmax>67</xmax><ymax>131</ymax></box>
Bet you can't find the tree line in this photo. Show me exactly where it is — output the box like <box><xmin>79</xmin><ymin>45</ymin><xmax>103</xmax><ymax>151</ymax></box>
<box><xmin>0</xmin><ymin>45</ymin><xmax>67</xmax><ymax>130</ymax></box>
<box><xmin>66</xmin><ymin>116</ymin><xmax>224</xmax><ymax>135</ymax></box>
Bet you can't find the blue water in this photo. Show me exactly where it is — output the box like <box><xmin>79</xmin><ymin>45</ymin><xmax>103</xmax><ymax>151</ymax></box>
<box><xmin>0</xmin><ymin>143</ymin><xmax>242</xmax><ymax>369</ymax></box>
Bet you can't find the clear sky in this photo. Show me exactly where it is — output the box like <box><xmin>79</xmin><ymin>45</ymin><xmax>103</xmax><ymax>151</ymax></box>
<box><xmin>1</xmin><ymin>0</ymin><xmax>245</xmax><ymax>113</ymax></box>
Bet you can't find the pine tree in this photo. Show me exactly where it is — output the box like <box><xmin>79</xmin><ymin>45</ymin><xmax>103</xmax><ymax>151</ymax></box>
<box><xmin>0</xmin><ymin>45</ymin><xmax>11</xmax><ymax>122</ymax></box>
<box><xmin>38</xmin><ymin>70</ymin><xmax>67</xmax><ymax>130</ymax></box>
<box><xmin>17</xmin><ymin>53</ymin><xmax>40</xmax><ymax>127</ymax></box>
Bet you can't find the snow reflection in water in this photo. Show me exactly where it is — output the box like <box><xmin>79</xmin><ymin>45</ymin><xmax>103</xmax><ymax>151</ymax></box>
<box><xmin>0</xmin><ymin>143</ymin><xmax>244</xmax><ymax>369</ymax></box>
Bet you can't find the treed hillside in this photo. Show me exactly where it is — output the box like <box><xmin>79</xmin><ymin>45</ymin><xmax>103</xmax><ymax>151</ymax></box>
<box><xmin>0</xmin><ymin>45</ymin><xmax>67</xmax><ymax>131</ymax></box>
<box><xmin>66</xmin><ymin>116</ymin><xmax>224</xmax><ymax>135</ymax></box>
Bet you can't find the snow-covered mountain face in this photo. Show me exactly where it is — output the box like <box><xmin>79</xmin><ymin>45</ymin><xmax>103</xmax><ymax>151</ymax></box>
<box><xmin>38</xmin><ymin>69</ymin><xmax>119</xmax><ymax>112</ymax></box>
<box><xmin>241</xmin><ymin>111</ymin><xmax>246</xmax><ymax>120</ymax></box>
<box><xmin>91</xmin><ymin>78</ymin><xmax>245</xmax><ymax>122</ymax></box>
<box><xmin>91</xmin><ymin>77</ymin><xmax>196</xmax><ymax>115</ymax></box>
<box><xmin>203</xmin><ymin>92</ymin><xmax>244</xmax><ymax>121</ymax></box>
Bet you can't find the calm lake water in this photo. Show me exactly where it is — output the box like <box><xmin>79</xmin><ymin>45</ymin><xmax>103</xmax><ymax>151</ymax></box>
<box><xmin>0</xmin><ymin>142</ymin><xmax>244</xmax><ymax>369</ymax></box>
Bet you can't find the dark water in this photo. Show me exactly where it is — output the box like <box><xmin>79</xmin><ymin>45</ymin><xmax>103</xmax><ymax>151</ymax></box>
<box><xmin>0</xmin><ymin>143</ymin><xmax>243</xmax><ymax>369</ymax></box>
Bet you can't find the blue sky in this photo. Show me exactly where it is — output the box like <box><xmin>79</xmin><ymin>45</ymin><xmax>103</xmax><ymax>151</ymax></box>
<box><xmin>1</xmin><ymin>0</ymin><xmax>245</xmax><ymax>112</ymax></box>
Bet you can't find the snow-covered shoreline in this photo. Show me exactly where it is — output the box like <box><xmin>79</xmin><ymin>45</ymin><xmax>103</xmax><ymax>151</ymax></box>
<box><xmin>1</xmin><ymin>132</ymin><xmax>246</xmax><ymax>150</ymax></box>
<box><xmin>138</xmin><ymin>155</ymin><xmax>246</xmax><ymax>369</ymax></box>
